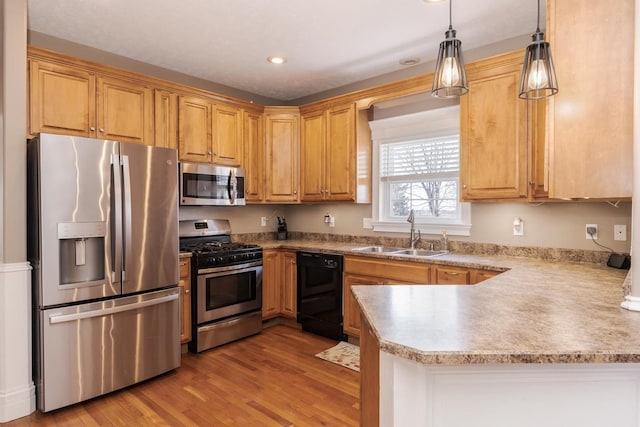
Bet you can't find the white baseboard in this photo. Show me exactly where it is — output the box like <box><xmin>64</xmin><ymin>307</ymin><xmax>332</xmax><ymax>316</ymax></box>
<box><xmin>0</xmin><ymin>262</ymin><xmax>36</xmax><ymax>422</ymax></box>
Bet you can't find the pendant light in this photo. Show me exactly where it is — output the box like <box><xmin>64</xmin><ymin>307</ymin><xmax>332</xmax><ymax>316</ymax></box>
<box><xmin>432</xmin><ymin>0</ymin><xmax>468</xmax><ymax>98</ymax></box>
<box><xmin>518</xmin><ymin>0</ymin><xmax>558</xmax><ymax>99</ymax></box>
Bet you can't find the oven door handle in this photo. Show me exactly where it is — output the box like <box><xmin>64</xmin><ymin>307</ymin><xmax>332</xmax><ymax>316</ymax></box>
<box><xmin>197</xmin><ymin>261</ymin><xmax>262</xmax><ymax>276</ymax></box>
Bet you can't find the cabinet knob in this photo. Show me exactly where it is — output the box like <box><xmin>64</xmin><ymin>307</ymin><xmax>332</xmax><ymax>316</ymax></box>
<box><xmin>462</xmin><ymin>184</ymin><xmax>467</xmax><ymax>189</ymax></box>
<box><xmin>294</xmin><ymin>191</ymin><xmax>297</xmax><ymax>195</ymax></box>
<box><xmin>207</xmin><ymin>151</ymin><xmax>212</xmax><ymax>155</ymax></box>
<box><xmin>99</xmin><ymin>128</ymin><xmax>105</xmax><ymax>133</ymax></box>
<box><xmin>90</xmin><ymin>126</ymin><xmax>95</xmax><ymax>131</ymax></box>
<box><xmin>529</xmin><ymin>180</ymin><xmax>535</xmax><ymax>186</ymax></box>
<box><xmin>185</xmin><ymin>289</ymin><xmax>190</xmax><ymax>294</ymax></box>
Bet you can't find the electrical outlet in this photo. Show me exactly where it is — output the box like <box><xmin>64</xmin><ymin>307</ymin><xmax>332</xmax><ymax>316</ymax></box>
<box><xmin>585</xmin><ymin>224</ymin><xmax>598</xmax><ymax>240</ymax></box>
<box><xmin>614</xmin><ymin>224</ymin><xmax>627</xmax><ymax>241</ymax></box>
<box><xmin>260</xmin><ymin>216</ymin><xmax>267</xmax><ymax>227</ymax></box>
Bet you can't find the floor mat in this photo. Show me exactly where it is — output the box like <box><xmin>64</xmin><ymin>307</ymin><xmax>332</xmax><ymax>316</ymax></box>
<box><xmin>315</xmin><ymin>341</ymin><xmax>360</xmax><ymax>372</ymax></box>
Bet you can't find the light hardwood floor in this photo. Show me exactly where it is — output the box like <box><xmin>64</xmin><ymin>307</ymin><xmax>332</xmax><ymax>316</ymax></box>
<box><xmin>7</xmin><ymin>324</ymin><xmax>360</xmax><ymax>426</ymax></box>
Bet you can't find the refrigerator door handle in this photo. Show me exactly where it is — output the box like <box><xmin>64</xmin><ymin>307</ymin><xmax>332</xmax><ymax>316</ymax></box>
<box><xmin>48</xmin><ymin>293</ymin><xmax>179</xmax><ymax>324</ymax></box>
<box><xmin>121</xmin><ymin>154</ymin><xmax>133</xmax><ymax>283</ymax></box>
<box><xmin>111</xmin><ymin>153</ymin><xmax>123</xmax><ymax>284</ymax></box>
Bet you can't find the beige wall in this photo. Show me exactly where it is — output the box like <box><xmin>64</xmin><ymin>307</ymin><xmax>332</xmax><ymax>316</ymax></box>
<box><xmin>2</xmin><ymin>0</ymin><xmax>27</xmax><ymax>262</ymax></box>
<box><xmin>178</xmin><ymin>201</ymin><xmax>632</xmax><ymax>253</ymax></box>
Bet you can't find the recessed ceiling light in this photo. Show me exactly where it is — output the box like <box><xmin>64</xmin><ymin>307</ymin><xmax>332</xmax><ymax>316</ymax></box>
<box><xmin>423</xmin><ymin>0</ymin><xmax>445</xmax><ymax>3</ymax></box>
<box><xmin>267</xmin><ymin>56</ymin><xmax>287</xmax><ymax>64</ymax></box>
<box><xmin>399</xmin><ymin>57</ymin><xmax>421</xmax><ymax>66</ymax></box>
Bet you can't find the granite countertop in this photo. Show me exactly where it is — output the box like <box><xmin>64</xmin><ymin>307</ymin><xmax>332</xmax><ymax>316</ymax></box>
<box><xmin>254</xmin><ymin>239</ymin><xmax>637</xmax><ymax>365</ymax></box>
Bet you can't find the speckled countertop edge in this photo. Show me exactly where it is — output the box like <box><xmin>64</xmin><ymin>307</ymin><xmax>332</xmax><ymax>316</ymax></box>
<box><xmin>245</xmin><ymin>238</ymin><xmax>636</xmax><ymax>365</ymax></box>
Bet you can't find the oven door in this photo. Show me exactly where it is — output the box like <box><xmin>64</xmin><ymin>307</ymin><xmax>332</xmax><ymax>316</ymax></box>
<box><xmin>196</xmin><ymin>262</ymin><xmax>262</xmax><ymax>324</ymax></box>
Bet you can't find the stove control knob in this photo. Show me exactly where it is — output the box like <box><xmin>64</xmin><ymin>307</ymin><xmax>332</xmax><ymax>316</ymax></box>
<box><xmin>207</xmin><ymin>257</ymin><xmax>215</xmax><ymax>265</ymax></box>
<box><xmin>215</xmin><ymin>257</ymin><xmax>224</xmax><ymax>263</ymax></box>
<box><xmin>230</xmin><ymin>255</ymin><xmax>238</xmax><ymax>262</ymax></box>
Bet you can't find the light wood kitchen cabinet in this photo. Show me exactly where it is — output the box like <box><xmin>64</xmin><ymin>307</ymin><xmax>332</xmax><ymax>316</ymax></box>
<box><xmin>343</xmin><ymin>273</ymin><xmax>384</xmax><ymax>337</ymax></box>
<box><xmin>343</xmin><ymin>256</ymin><xmax>433</xmax><ymax>337</ymax></box>
<box><xmin>262</xmin><ymin>250</ymin><xmax>281</xmax><ymax>319</ymax></box>
<box><xmin>264</xmin><ymin>107</ymin><xmax>300</xmax><ymax>203</ymax></box>
<box><xmin>243</xmin><ymin>110</ymin><xmax>265</xmax><ymax>202</ymax></box>
<box><xmin>154</xmin><ymin>89</ymin><xmax>178</xmax><ymax>149</ymax></box>
<box><xmin>212</xmin><ymin>104</ymin><xmax>243</xmax><ymax>166</ymax></box>
<box><xmin>29</xmin><ymin>60</ymin><xmax>96</xmax><ymax>137</ymax></box>
<box><xmin>434</xmin><ymin>265</ymin><xmax>470</xmax><ymax>285</ymax></box>
<box><xmin>460</xmin><ymin>50</ymin><xmax>529</xmax><ymax>201</ymax></box>
<box><xmin>30</xmin><ymin>60</ymin><xmax>154</xmax><ymax>145</ymax></box>
<box><xmin>96</xmin><ymin>75</ymin><xmax>154</xmax><ymax>144</ymax></box>
<box><xmin>280</xmin><ymin>251</ymin><xmax>297</xmax><ymax>318</ymax></box>
<box><xmin>262</xmin><ymin>249</ymin><xmax>298</xmax><ymax>319</ymax></box>
<box><xmin>178</xmin><ymin>96</ymin><xmax>244</xmax><ymax>166</ymax></box>
<box><xmin>470</xmin><ymin>269</ymin><xmax>500</xmax><ymax>284</ymax></box>
<box><xmin>178</xmin><ymin>95</ymin><xmax>212</xmax><ymax>162</ymax></box>
<box><xmin>300</xmin><ymin>103</ymin><xmax>356</xmax><ymax>202</ymax></box>
<box><xmin>179</xmin><ymin>258</ymin><xmax>192</xmax><ymax>344</ymax></box>
<box><xmin>545</xmin><ymin>0</ymin><xmax>633</xmax><ymax>199</ymax></box>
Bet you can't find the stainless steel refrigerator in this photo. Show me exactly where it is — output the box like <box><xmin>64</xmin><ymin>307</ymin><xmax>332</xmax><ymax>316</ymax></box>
<box><xmin>27</xmin><ymin>133</ymin><xmax>181</xmax><ymax>412</ymax></box>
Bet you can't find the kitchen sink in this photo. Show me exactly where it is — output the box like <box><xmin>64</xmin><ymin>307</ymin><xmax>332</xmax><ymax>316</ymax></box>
<box><xmin>390</xmin><ymin>249</ymin><xmax>447</xmax><ymax>258</ymax></box>
<box><xmin>351</xmin><ymin>246</ymin><xmax>404</xmax><ymax>253</ymax></box>
<box><xmin>351</xmin><ymin>246</ymin><xmax>447</xmax><ymax>258</ymax></box>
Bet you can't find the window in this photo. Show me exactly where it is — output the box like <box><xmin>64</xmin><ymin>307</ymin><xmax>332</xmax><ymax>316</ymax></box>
<box><xmin>369</xmin><ymin>106</ymin><xmax>471</xmax><ymax>236</ymax></box>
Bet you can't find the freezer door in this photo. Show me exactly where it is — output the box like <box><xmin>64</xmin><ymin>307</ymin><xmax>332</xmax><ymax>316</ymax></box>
<box><xmin>119</xmin><ymin>143</ymin><xmax>179</xmax><ymax>294</ymax></box>
<box><xmin>36</xmin><ymin>288</ymin><xmax>180</xmax><ymax>412</ymax></box>
<box><xmin>29</xmin><ymin>134</ymin><xmax>121</xmax><ymax>307</ymax></box>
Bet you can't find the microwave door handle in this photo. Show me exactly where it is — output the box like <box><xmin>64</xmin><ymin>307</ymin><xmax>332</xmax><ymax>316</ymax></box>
<box><xmin>229</xmin><ymin>169</ymin><xmax>236</xmax><ymax>204</ymax></box>
<box><xmin>111</xmin><ymin>154</ymin><xmax>122</xmax><ymax>284</ymax></box>
<box><xmin>121</xmin><ymin>155</ymin><xmax>133</xmax><ymax>283</ymax></box>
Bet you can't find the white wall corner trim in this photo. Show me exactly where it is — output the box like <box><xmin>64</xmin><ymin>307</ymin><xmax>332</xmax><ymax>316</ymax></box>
<box><xmin>0</xmin><ymin>262</ymin><xmax>35</xmax><ymax>422</ymax></box>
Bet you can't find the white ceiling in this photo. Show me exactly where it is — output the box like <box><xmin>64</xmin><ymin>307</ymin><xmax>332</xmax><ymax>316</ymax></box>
<box><xmin>27</xmin><ymin>0</ymin><xmax>539</xmax><ymax>102</ymax></box>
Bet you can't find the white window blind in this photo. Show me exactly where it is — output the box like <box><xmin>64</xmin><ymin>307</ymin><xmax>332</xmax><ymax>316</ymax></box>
<box><xmin>380</xmin><ymin>136</ymin><xmax>460</xmax><ymax>182</ymax></box>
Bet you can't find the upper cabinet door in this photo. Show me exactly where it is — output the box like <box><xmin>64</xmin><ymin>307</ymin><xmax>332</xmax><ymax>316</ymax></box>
<box><xmin>325</xmin><ymin>103</ymin><xmax>356</xmax><ymax>201</ymax></box>
<box><xmin>460</xmin><ymin>53</ymin><xmax>528</xmax><ymax>201</ymax></box>
<box><xmin>300</xmin><ymin>109</ymin><xmax>326</xmax><ymax>202</ymax></box>
<box><xmin>96</xmin><ymin>76</ymin><xmax>153</xmax><ymax>145</ymax></box>
<box><xmin>154</xmin><ymin>89</ymin><xmax>178</xmax><ymax>149</ymax></box>
<box><xmin>29</xmin><ymin>60</ymin><xmax>96</xmax><ymax>137</ymax></box>
<box><xmin>243</xmin><ymin>110</ymin><xmax>264</xmax><ymax>202</ymax></box>
<box><xmin>264</xmin><ymin>108</ymin><xmax>300</xmax><ymax>203</ymax></box>
<box><xmin>212</xmin><ymin>104</ymin><xmax>243</xmax><ymax>166</ymax></box>
<box><xmin>546</xmin><ymin>0</ymin><xmax>633</xmax><ymax>199</ymax></box>
<box><xmin>178</xmin><ymin>95</ymin><xmax>212</xmax><ymax>163</ymax></box>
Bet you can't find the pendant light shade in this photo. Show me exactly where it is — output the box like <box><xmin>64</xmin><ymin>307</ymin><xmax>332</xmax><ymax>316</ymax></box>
<box><xmin>518</xmin><ymin>0</ymin><xmax>558</xmax><ymax>99</ymax></box>
<box><xmin>432</xmin><ymin>0</ymin><xmax>468</xmax><ymax>98</ymax></box>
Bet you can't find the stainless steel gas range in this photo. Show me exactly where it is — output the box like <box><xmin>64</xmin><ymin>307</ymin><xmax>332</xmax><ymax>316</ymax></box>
<box><xmin>179</xmin><ymin>219</ymin><xmax>263</xmax><ymax>353</ymax></box>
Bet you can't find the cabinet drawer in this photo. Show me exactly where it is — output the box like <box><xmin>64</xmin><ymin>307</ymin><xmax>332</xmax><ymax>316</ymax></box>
<box><xmin>434</xmin><ymin>266</ymin><xmax>470</xmax><ymax>285</ymax></box>
<box><xmin>345</xmin><ymin>256</ymin><xmax>432</xmax><ymax>284</ymax></box>
<box><xmin>470</xmin><ymin>269</ymin><xmax>500</xmax><ymax>284</ymax></box>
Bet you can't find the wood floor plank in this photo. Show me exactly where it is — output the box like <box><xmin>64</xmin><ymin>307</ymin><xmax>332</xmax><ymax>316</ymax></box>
<box><xmin>5</xmin><ymin>325</ymin><xmax>359</xmax><ymax>426</ymax></box>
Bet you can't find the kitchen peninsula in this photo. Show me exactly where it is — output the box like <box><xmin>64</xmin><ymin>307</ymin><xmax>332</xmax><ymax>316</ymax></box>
<box><xmin>351</xmin><ymin>255</ymin><xmax>639</xmax><ymax>427</ymax></box>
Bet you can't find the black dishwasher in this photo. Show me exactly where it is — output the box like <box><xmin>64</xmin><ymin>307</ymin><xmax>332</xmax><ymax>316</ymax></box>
<box><xmin>296</xmin><ymin>251</ymin><xmax>346</xmax><ymax>341</ymax></box>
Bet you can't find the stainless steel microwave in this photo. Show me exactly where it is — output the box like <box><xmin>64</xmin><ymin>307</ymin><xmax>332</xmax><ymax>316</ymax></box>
<box><xmin>179</xmin><ymin>162</ymin><xmax>246</xmax><ymax>206</ymax></box>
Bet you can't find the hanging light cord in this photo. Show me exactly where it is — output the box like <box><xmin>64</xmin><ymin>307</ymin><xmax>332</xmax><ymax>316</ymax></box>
<box><xmin>535</xmin><ymin>0</ymin><xmax>541</xmax><ymax>33</ymax></box>
<box><xmin>448</xmin><ymin>0</ymin><xmax>453</xmax><ymax>30</ymax></box>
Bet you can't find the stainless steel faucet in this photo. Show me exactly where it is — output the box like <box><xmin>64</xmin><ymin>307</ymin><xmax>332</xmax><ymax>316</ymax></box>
<box><xmin>407</xmin><ymin>209</ymin><xmax>421</xmax><ymax>249</ymax></box>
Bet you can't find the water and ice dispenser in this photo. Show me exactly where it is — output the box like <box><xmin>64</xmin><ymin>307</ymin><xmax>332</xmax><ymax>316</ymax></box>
<box><xmin>57</xmin><ymin>222</ymin><xmax>106</xmax><ymax>285</ymax></box>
